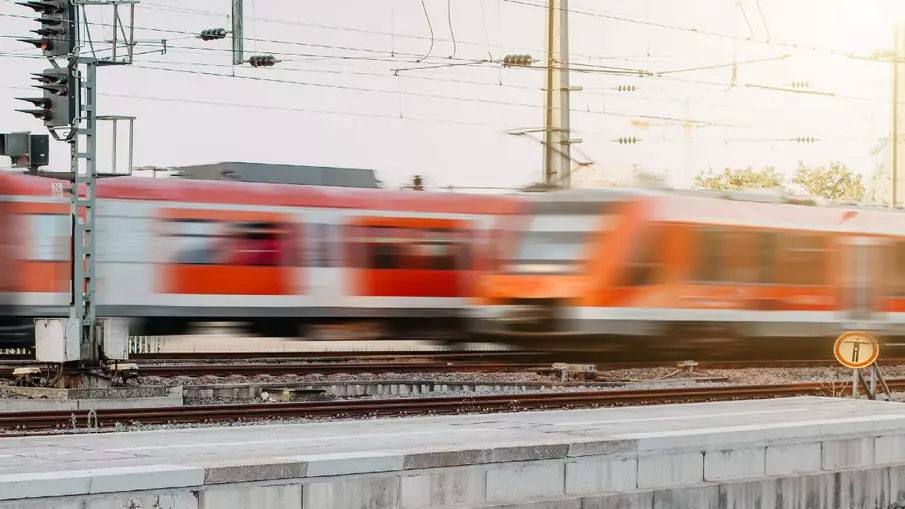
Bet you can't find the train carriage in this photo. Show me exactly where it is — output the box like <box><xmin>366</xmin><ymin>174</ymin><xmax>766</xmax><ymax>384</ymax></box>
<box><xmin>469</xmin><ymin>187</ymin><xmax>905</xmax><ymax>353</ymax></box>
<box><xmin>0</xmin><ymin>172</ymin><xmax>520</xmax><ymax>345</ymax></box>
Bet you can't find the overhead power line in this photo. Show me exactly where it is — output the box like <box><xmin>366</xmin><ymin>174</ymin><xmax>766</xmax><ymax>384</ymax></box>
<box><xmin>0</xmin><ymin>40</ymin><xmax>890</xmax><ymax>129</ymax></box>
<box><xmin>125</xmin><ymin>62</ymin><xmax>737</xmax><ymax>127</ymax></box>
<box><xmin>499</xmin><ymin>0</ymin><xmax>868</xmax><ymax>59</ymax></box>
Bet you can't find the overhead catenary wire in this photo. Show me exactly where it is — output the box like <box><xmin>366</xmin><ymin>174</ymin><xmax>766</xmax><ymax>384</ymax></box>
<box><xmin>0</xmin><ymin>46</ymin><xmax>870</xmax><ymax>135</ymax></box>
<box><xmin>123</xmin><ymin>62</ymin><xmax>740</xmax><ymax>127</ymax></box>
<box><xmin>756</xmin><ymin>0</ymin><xmax>771</xmax><ymax>42</ymax></box>
<box><xmin>417</xmin><ymin>0</ymin><xmax>435</xmax><ymax>62</ymax></box>
<box><xmin>0</xmin><ymin>37</ymin><xmax>891</xmax><ymax>129</ymax></box>
<box><xmin>0</xmin><ymin>2</ymin><xmax>892</xmax><ymax>137</ymax></box>
<box><xmin>134</xmin><ymin>1</ymin><xmax>799</xmax><ymax>65</ymax></box>
<box><xmin>446</xmin><ymin>0</ymin><xmax>457</xmax><ymax>59</ymax></box>
<box><xmin>737</xmin><ymin>0</ymin><xmax>754</xmax><ymax>40</ymax></box>
<box><xmin>498</xmin><ymin>0</ymin><xmax>874</xmax><ymax>59</ymax></box>
<box><xmin>0</xmin><ymin>81</ymin><xmax>815</xmax><ymax>144</ymax></box>
<box><xmin>0</xmin><ymin>11</ymin><xmax>475</xmax><ymax>66</ymax></box>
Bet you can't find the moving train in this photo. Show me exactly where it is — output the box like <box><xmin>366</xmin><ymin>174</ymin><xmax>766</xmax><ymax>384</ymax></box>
<box><xmin>469</xmin><ymin>187</ymin><xmax>905</xmax><ymax>352</ymax></box>
<box><xmin>0</xmin><ymin>172</ymin><xmax>519</xmax><ymax>347</ymax></box>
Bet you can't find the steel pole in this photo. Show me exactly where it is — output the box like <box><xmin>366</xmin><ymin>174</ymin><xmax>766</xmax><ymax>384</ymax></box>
<box><xmin>542</xmin><ymin>0</ymin><xmax>571</xmax><ymax>188</ymax></box>
<box><xmin>893</xmin><ymin>32</ymin><xmax>899</xmax><ymax>209</ymax></box>
<box><xmin>232</xmin><ymin>0</ymin><xmax>244</xmax><ymax>65</ymax></box>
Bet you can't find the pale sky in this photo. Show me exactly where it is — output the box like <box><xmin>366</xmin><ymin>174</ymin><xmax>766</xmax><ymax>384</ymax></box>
<box><xmin>1</xmin><ymin>0</ymin><xmax>904</xmax><ymax>190</ymax></box>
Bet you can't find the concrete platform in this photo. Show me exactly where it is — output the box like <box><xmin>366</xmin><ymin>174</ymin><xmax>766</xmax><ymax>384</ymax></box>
<box><xmin>4</xmin><ymin>397</ymin><xmax>905</xmax><ymax>508</ymax></box>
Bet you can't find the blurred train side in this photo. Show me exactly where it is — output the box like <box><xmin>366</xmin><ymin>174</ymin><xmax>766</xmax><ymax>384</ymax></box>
<box><xmin>0</xmin><ymin>172</ymin><xmax>520</xmax><ymax>346</ymax></box>
<box><xmin>470</xmin><ymin>188</ymin><xmax>905</xmax><ymax>350</ymax></box>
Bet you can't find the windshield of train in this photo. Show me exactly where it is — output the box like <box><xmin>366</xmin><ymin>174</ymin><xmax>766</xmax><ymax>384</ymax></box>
<box><xmin>506</xmin><ymin>200</ymin><xmax>611</xmax><ymax>274</ymax></box>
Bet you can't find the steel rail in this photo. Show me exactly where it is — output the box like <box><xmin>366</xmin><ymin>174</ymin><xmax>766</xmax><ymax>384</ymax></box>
<box><xmin>1</xmin><ymin>380</ymin><xmax>898</xmax><ymax>433</ymax></box>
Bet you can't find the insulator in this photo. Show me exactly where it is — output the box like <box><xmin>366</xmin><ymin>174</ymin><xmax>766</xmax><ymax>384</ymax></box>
<box><xmin>200</xmin><ymin>28</ymin><xmax>228</xmax><ymax>41</ymax></box>
<box><xmin>249</xmin><ymin>54</ymin><xmax>277</xmax><ymax>67</ymax></box>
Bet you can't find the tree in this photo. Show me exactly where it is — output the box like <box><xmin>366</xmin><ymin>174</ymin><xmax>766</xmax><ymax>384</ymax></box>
<box><xmin>694</xmin><ymin>166</ymin><xmax>783</xmax><ymax>191</ymax></box>
<box><xmin>790</xmin><ymin>161</ymin><xmax>865</xmax><ymax>202</ymax></box>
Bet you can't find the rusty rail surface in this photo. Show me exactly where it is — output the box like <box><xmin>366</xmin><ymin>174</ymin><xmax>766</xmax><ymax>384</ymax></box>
<box><xmin>0</xmin><ymin>362</ymin><xmax>549</xmax><ymax>379</ymax></box>
<box><xmin>2</xmin><ymin>380</ymin><xmax>898</xmax><ymax>434</ymax></box>
<box><xmin>3</xmin><ymin>358</ymin><xmax>903</xmax><ymax>378</ymax></box>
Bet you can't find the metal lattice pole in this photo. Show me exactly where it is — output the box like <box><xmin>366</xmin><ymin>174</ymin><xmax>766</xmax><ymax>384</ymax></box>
<box><xmin>72</xmin><ymin>59</ymin><xmax>98</xmax><ymax>367</ymax></box>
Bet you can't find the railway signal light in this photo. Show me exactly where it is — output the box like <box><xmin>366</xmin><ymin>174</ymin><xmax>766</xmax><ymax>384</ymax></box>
<box><xmin>616</xmin><ymin>137</ymin><xmax>639</xmax><ymax>144</ymax></box>
<box><xmin>199</xmin><ymin>28</ymin><xmax>228</xmax><ymax>41</ymax></box>
<box><xmin>15</xmin><ymin>67</ymin><xmax>76</xmax><ymax>127</ymax></box>
<box><xmin>17</xmin><ymin>0</ymin><xmax>75</xmax><ymax>57</ymax></box>
<box><xmin>248</xmin><ymin>54</ymin><xmax>277</xmax><ymax>67</ymax></box>
<box><xmin>502</xmin><ymin>54</ymin><xmax>534</xmax><ymax>67</ymax></box>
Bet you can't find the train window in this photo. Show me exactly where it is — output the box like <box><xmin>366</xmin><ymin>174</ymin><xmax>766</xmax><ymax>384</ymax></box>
<box><xmin>368</xmin><ymin>226</ymin><xmax>399</xmax><ymax>270</ymax></box>
<box><xmin>167</xmin><ymin>219</ymin><xmax>292</xmax><ymax>267</ymax></box>
<box><xmin>354</xmin><ymin>223</ymin><xmax>472</xmax><ymax>271</ymax></box>
<box><xmin>507</xmin><ymin>214</ymin><xmax>601</xmax><ymax>274</ymax></box>
<box><xmin>758</xmin><ymin>231</ymin><xmax>775</xmax><ymax>284</ymax></box>
<box><xmin>456</xmin><ymin>229</ymin><xmax>472</xmax><ymax>270</ymax></box>
<box><xmin>773</xmin><ymin>232</ymin><xmax>826</xmax><ymax>286</ymax></box>
<box><xmin>692</xmin><ymin>227</ymin><xmax>762</xmax><ymax>285</ymax></box>
<box><xmin>621</xmin><ymin>224</ymin><xmax>664</xmax><ymax>287</ymax></box>
<box><xmin>693</xmin><ymin>228</ymin><xmax>722</xmax><ymax>283</ymax></box>
<box><xmin>26</xmin><ymin>214</ymin><xmax>69</xmax><ymax>262</ymax></box>
<box><xmin>514</xmin><ymin>231</ymin><xmax>590</xmax><ymax>261</ymax></box>
<box><xmin>893</xmin><ymin>241</ymin><xmax>905</xmax><ymax>296</ymax></box>
<box><xmin>723</xmin><ymin>230</ymin><xmax>759</xmax><ymax>284</ymax></box>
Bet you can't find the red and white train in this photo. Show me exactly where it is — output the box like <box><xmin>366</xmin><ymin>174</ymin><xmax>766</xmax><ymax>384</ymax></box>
<box><xmin>469</xmin><ymin>187</ymin><xmax>905</xmax><ymax>350</ymax></box>
<box><xmin>0</xmin><ymin>172</ymin><xmax>519</xmax><ymax>346</ymax></box>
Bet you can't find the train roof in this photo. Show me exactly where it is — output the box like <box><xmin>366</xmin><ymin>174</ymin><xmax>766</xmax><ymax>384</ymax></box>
<box><xmin>0</xmin><ymin>172</ymin><xmax>521</xmax><ymax>216</ymax></box>
<box><xmin>513</xmin><ymin>185</ymin><xmax>905</xmax><ymax>235</ymax></box>
<box><xmin>517</xmin><ymin>185</ymin><xmax>905</xmax><ymax>213</ymax></box>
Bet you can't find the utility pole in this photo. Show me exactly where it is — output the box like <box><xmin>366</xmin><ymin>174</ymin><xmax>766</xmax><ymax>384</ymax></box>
<box><xmin>870</xmin><ymin>24</ymin><xmax>905</xmax><ymax>208</ymax></box>
<box><xmin>232</xmin><ymin>0</ymin><xmax>243</xmax><ymax>65</ymax></box>
<box><xmin>893</xmin><ymin>24</ymin><xmax>905</xmax><ymax>208</ymax></box>
<box><xmin>15</xmin><ymin>0</ymin><xmax>139</xmax><ymax>386</ymax></box>
<box><xmin>543</xmin><ymin>0</ymin><xmax>574</xmax><ymax>188</ymax></box>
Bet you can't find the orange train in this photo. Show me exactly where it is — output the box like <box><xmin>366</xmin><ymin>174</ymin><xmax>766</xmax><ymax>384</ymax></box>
<box><xmin>469</xmin><ymin>187</ymin><xmax>905</xmax><ymax>350</ymax></box>
<box><xmin>0</xmin><ymin>172</ymin><xmax>519</xmax><ymax>346</ymax></box>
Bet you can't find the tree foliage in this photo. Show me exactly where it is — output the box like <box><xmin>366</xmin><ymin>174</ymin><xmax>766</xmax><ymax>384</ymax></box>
<box><xmin>790</xmin><ymin>162</ymin><xmax>864</xmax><ymax>202</ymax></box>
<box><xmin>694</xmin><ymin>167</ymin><xmax>783</xmax><ymax>191</ymax></box>
<box><xmin>695</xmin><ymin>162</ymin><xmax>866</xmax><ymax>202</ymax></box>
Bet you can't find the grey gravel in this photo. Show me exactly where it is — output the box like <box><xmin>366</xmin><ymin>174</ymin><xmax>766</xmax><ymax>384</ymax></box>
<box><xmin>0</xmin><ymin>388</ymin><xmax>26</xmax><ymax>399</ymax></box>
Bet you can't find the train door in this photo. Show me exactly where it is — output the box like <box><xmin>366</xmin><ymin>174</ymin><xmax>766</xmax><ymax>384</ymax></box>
<box><xmin>843</xmin><ymin>237</ymin><xmax>884</xmax><ymax>321</ymax></box>
<box><xmin>305</xmin><ymin>220</ymin><xmax>344</xmax><ymax>308</ymax></box>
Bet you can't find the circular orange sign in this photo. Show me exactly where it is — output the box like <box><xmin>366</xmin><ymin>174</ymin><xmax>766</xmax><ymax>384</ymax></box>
<box><xmin>833</xmin><ymin>331</ymin><xmax>879</xmax><ymax>369</ymax></box>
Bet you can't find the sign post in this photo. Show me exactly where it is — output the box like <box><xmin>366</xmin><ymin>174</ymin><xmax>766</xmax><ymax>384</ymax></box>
<box><xmin>833</xmin><ymin>331</ymin><xmax>888</xmax><ymax>400</ymax></box>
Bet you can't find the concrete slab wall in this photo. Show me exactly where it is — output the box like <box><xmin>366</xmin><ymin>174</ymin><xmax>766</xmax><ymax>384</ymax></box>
<box><xmin>182</xmin><ymin>381</ymin><xmax>610</xmax><ymax>400</ymax></box>
<box><xmin>8</xmin><ymin>430</ymin><xmax>905</xmax><ymax>508</ymax></box>
<box><xmin>0</xmin><ymin>396</ymin><xmax>183</xmax><ymax>412</ymax></box>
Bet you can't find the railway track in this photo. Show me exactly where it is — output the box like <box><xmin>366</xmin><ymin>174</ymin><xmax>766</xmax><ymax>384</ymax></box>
<box><xmin>2</xmin><ymin>357</ymin><xmax>905</xmax><ymax>379</ymax></box>
<box><xmin>2</xmin><ymin>380</ymin><xmax>901</xmax><ymax>434</ymax></box>
<box><xmin>0</xmin><ymin>362</ymin><xmax>550</xmax><ymax>379</ymax></box>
